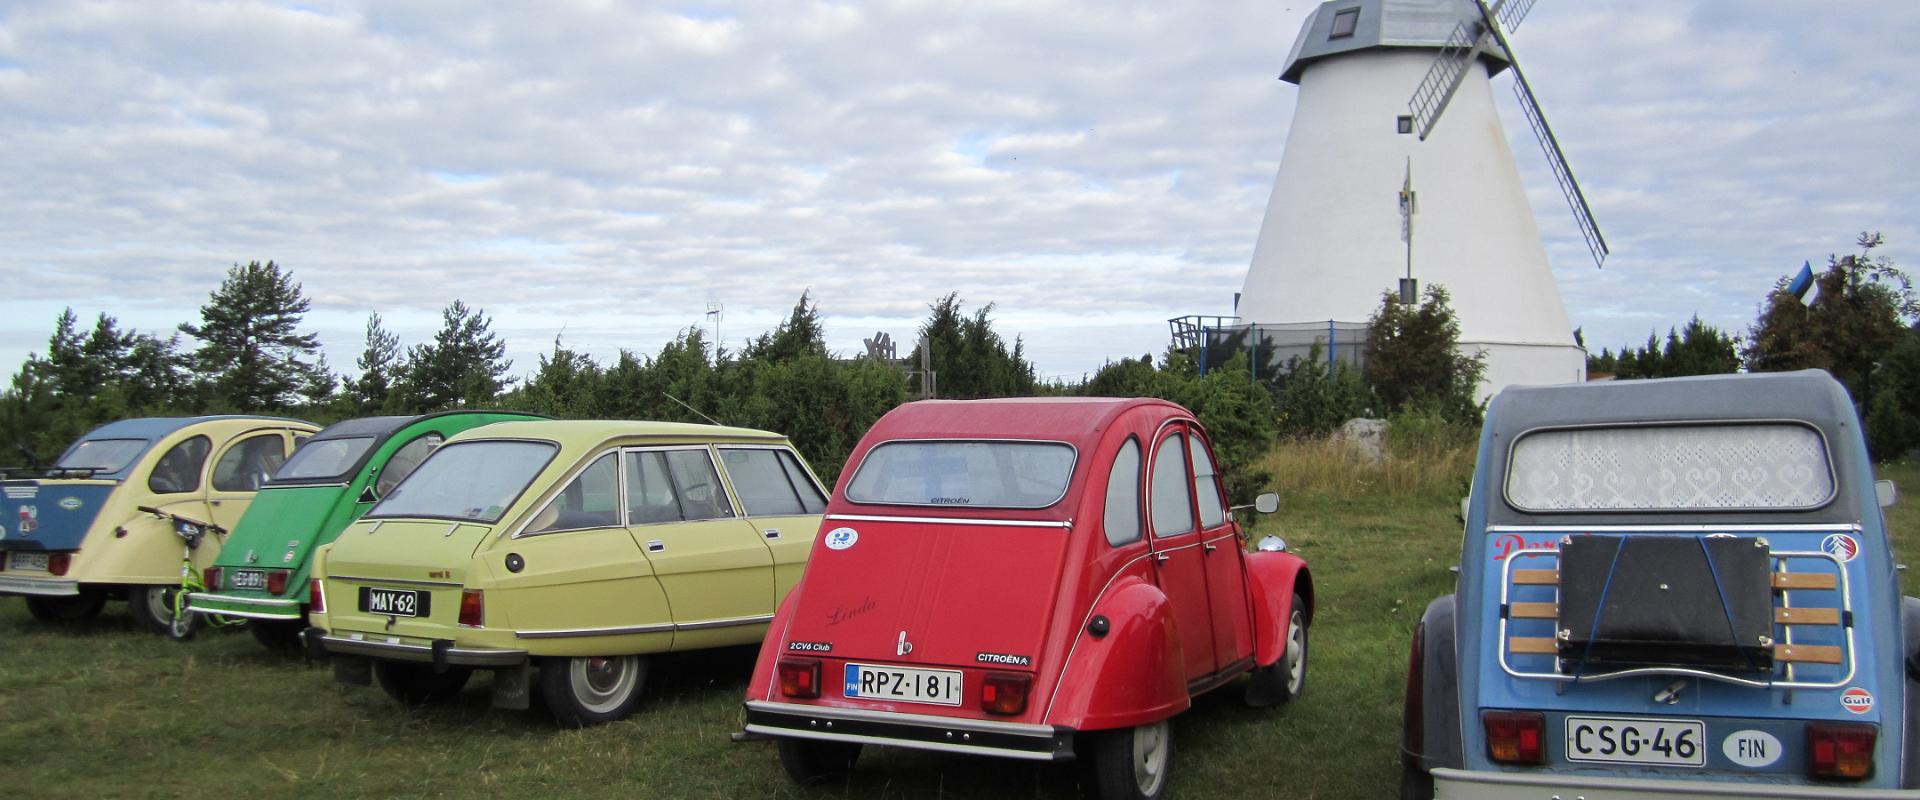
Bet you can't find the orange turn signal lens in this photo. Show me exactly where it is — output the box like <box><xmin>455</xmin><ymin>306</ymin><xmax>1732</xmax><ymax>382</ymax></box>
<box><xmin>1483</xmin><ymin>710</ymin><xmax>1545</xmax><ymax>765</ymax></box>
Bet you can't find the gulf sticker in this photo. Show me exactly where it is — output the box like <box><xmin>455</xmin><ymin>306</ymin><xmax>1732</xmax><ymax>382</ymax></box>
<box><xmin>823</xmin><ymin>527</ymin><xmax>859</xmax><ymax>551</ymax></box>
<box><xmin>1822</xmin><ymin>533</ymin><xmax>1860</xmax><ymax>563</ymax></box>
<box><xmin>1841</xmin><ymin>687</ymin><xmax>1874</xmax><ymax>715</ymax></box>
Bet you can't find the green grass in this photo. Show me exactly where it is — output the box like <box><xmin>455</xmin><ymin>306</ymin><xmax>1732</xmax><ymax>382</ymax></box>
<box><xmin>5</xmin><ymin>452</ymin><xmax>1919</xmax><ymax>799</ymax></box>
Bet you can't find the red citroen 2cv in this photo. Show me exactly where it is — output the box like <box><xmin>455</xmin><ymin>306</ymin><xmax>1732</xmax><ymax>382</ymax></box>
<box><xmin>740</xmin><ymin>397</ymin><xmax>1313</xmax><ymax>800</ymax></box>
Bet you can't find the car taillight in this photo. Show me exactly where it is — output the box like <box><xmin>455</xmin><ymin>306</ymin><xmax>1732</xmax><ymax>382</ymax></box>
<box><xmin>458</xmin><ymin>589</ymin><xmax>484</xmax><ymax>627</ymax></box>
<box><xmin>778</xmin><ymin>658</ymin><xmax>821</xmax><ymax>699</ymax></box>
<box><xmin>265</xmin><ymin>569</ymin><xmax>289</xmax><ymax>596</ymax></box>
<box><xmin>981</xmin><ymin>672</ymin><xmax>1032</xmax><ymax>716</ymax></box>
<box><xmin>1483</xmin><ymin>710</ymin><xmax>1545</xmax><ymax>765</ymax></box>
<box><xmin>1808</xmin><ymin>722</ymin><xmax>1875</xmax><ymax>780</ymax></box>
<box><xmin>47</xmin><ymin>553</ymin><xmax>72</xmax><ymax>576</ymax></box>
<box><xmin>308</xmin><ymin>578</ymin><xmax>326</xmax><ymax>613</ymax></box>
<box><xmin>203</xmin><ymin>566</ymin><xmax>223</xmax><ymax>589</ymax></box>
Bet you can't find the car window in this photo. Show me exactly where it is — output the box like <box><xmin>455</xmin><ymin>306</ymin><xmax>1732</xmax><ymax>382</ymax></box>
<box><xmin>367</xmin><ymin>440</ymin><xmax>556</xmax><ymax>523</ymax></box>
<box><xmin>376</xmin><ymin>433</ymin><xmax>444</xmax><ymax>497</ymax></box>
<box><xmin>626</xmin><ymin>449</ymin><xmax>735</xmax><ymax>524</ymax></box>
<box><xmin>845</xmin><ymin>441</ymin><xmax>1076</xmax><ymax>508</ymax></box>
<box><xmin>1150</xmin><ymin>433</ymin><xmax>1194</xmax><ymax>537</ymax></box>
<box><xmin>524</xmin><ymin>453</ymin><xmax>621</xmax><ymax>534</ymax></box>
<box><xmin>1104</xmin><ymin>438</ymin><xmax>1143</xmax><ymax>546</ymax></box>
<box><xmin>58</xmin><ymin>438</ymin><xmax>148</xmax><ymax>473</ymax></box>
<box><xmin>213</xmin><ymin>434</ymin><xmax>289</xmax><ymax>492</ymax></box>
<box><xmin>276</xmin><ymin>436</ymin><xmax>376</xmax><ymax>481</ymax></box>
<box><xmin>1507</xmin><ymin>423</ymin><xmax>1837</xmax><ymax>512</ymax></box>
<box><xmin>148</xmin><ymin>435</ymin><xmax>211</xmax><ymax>494</ymax></box>
<box><xmin>1189</xmin><ymin>435</ymin><xmax>1226</xmax><ymax>528</ymax></box>
<box><xmin>667</xmin><ymin>449</ymin><xmax>734</xmax><ymax>520</ymax></box>
<box><xmin>722</xmin><ymin>448</ymin><xmax>826</xmax><ymax>516</ymax></box>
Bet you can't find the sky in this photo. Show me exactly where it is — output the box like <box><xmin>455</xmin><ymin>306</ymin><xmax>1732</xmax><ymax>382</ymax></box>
<box><xmin>0</xmin><ymin>0</ymin><xmax>1915</xmax><ymax>386</ymax></box>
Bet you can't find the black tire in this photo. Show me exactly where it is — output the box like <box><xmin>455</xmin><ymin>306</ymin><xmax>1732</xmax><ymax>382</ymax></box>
<box><xmin>1400</xmin><ymin>763</ymin><xmax>1435</xmax><ymax>800</ymax></box>
<box><xmin>776</xmin><ymin>737</ymin><xmax>862</xmax><ymax>787</ymax></box>
<box><xmin>538</xmin><ymin>655</ymin><xmax>647</xmax><ymax>726</ymax></box>
<box><xmin>24</xmin><ymin>592</ymin><xmax>106</xmax><ymax>623</ymax></box>
<box><xmin>373</xmin><ymin>661</ymin><xmax>472</xmax><ymax>705</ymax></box>
<box><xmin>249</xmin><ymin>619</ymin><xmax>306</xmax><ymax>654</ymax></box>
<box><xmin>1244</xmin><ymin>593</ymin><xmax>1309</xmax><ymax>707</ymax></box>
<box><xmin>127</xmin><ymin>584</ymin><xmax>199</xmax><ymax>640</ymax></box>
<box><xmin>1091</xmin><ymin>720</ymin><xmax>1173</xmax><ymax>800</ymax></box>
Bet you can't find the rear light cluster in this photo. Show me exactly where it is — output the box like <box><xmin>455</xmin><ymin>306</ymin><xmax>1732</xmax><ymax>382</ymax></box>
<box><xmin>980</xmin><ymin>672</ymin><xmax>1032</xmax><ymax>716</ymax></box>
<box><xmin>778</xmin><ymin>658</ymin><xmax>821</xmax><ymax>699</ymax></box>
<box><xmin>47</xmin><ymin>553</ymin><xmax>72</xmax><ymax>577</ymax></box>
<box><xmin>1482</xmin><ymin>711</ymin><xmax>1545</xmax><ymax>765</ymax></box>
<box><xmin>308</xmin><ymin>579</ymin><xmax>326</xmax><ymax>613</ymax></box>
<box><xmin>265</xmin><ymin>569</ymin><xmax>289</xmax><ymax>596</ymax></box>
<box><xmin>1808</xmin><ymin>722</ymin><xmax>1875</xmax><ymax>781</ymax></box>
<box><xmin>458</xmin><ymin>589</ymin><xmax>485</xmax><ymax>628</ymax></box>
<box><xmin>203</xmin><ymin>567</ymin><xmax>223</xmax><ymax>589</ymax></box>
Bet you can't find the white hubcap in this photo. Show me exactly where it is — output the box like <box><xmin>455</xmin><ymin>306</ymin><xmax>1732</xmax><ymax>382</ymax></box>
<box><xmin>1131</xmin><ymin>720</ymin><xmax>1170</xmax><ymax>796</ymax></box>
<box><xmin>1284</xmin><ymin>610</ymin><xmax>1306</xmax><ymax>694</ymax></box>
<box><xmin>570</xmin><ymin>655</ymin><xmax>638</xmax><ymax>713</ymax></box>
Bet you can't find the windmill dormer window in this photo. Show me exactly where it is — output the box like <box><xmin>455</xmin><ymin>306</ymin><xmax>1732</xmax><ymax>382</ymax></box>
<box><xmin>1329</xmin><ymin>8</ymin><xmax>1360</xmax><ymax>39</ymax></box>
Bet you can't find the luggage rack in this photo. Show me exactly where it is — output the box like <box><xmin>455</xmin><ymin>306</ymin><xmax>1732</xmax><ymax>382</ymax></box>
<box><xmin>1496</xmin><ymin>541</ymin><xmax>1856</xmax><ymax>689</ymax></box>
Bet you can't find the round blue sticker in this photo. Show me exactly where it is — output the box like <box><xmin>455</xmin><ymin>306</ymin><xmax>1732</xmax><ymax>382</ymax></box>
<box><xmin>824</xmin><ymin>527</ymin><xmax>858</xmax><ymax>551</ymax></box>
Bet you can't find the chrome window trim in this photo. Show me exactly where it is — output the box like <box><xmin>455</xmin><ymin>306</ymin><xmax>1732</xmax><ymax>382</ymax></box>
<box><xmin>824</xmin><ymin>513</ymin><xmax>1071</xmax><ymax>529</ymax></box>
<box><xmin>843</xmin><ymin>438</ymin><xmax>1080</xmax><ymax>510</ymax></box>
<box><xmin>1486</xmin><ymin>523</ymin><xmax>1862</xmax><ymax>533</ymax></box>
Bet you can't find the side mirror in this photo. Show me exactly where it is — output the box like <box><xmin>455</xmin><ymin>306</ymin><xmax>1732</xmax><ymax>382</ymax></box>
<box><xmin>359</xmin><ymin>486</ymin><xmax>379</xmax><ymax>505</ymax></box>
<box><xmin>1878</xmin><ymin>479</ymin><xmax>1898</xmax><ymax>509</ymax></box>
<box><xmin>1255</xmin><ymin>492</ymin><xmax>1280</xmax><ymax>514</ymax></box>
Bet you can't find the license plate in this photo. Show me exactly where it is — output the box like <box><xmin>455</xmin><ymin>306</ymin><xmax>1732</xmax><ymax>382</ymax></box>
<box><xmin>1565</xmin><ymin>715</ymin><xmax>1705</xmax><ymax>767</ymax></box>
<box><xmin>359</xmin><ymin>587</ymin><xmax>427</xmax><ymax>618</ymax></box>
<box><xmin>9</xmin><ymin>552</ymin><xmax>49</xmax><ymax>572</ymax></box>
<box><xmin>843</xmin><ymin>663</ymin><xmax>963</xmax><ymax>706</ymax></box>
<box><xmin>230</xmin><ymin>570</ymin><xmax>267</xmax><ymax>590</ymax></box>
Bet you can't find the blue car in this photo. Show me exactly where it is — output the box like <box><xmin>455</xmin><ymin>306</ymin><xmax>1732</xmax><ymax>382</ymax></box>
<box><xmin>1402</xmin><ymin>370</ymin><xmax>1920</xmax><ymax>798</ymax></box>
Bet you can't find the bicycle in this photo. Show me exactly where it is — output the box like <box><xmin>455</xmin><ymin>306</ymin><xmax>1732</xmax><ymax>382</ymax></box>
<box><xmin>134</xmin><ymin>506</ymin><xmax>246</xmax><ymax>641</ymax></box>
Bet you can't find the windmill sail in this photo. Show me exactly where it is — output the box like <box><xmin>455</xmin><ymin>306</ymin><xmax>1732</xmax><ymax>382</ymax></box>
<box><xmin>1504</xmin><ymin>56</ymin><xmax>1609</xmax><ymax>268</ymax></box>
<box><xmin>1407</xmin><ymin>20</ymin><xmax>1483</xmax><ymax>141</ymax></box>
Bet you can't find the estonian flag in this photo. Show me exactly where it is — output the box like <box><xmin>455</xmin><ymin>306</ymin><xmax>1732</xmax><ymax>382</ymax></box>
<box><xmin>1788</xmin><ymin>261</ymin><xmax>1815</xmax><ymax>304</ymax></box>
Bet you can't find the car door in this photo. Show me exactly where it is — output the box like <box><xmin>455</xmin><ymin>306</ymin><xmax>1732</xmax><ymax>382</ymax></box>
<box><xmin>1190</xmin><ymin>432</ymin><xmax>1255</xmax><ymax>668</ymax></box>
<box><xmin>625</xmin><ymin>446</ymin><xmax>774</xmax><ymax>650</ymax></box>
<box><xmin>206</xmin><ymin>430</ymin><xmax>294</xmax><ymax>532</ymax></box>
<box><xmin>715</xmin><ymin>445</ymin><xmax>827</xmax><ymax>600</ymax></box>
<box><xmin>1147</xmin><ymin>426</ymin><xmax>1219</xmax><ymax>683</ymax></box>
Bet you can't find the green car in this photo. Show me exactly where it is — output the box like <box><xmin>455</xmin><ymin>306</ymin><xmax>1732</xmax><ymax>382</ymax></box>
<box><xmin>186</xmin><ymin>411</ymin><xmax>543</xmax><ymax>650</ymax></box>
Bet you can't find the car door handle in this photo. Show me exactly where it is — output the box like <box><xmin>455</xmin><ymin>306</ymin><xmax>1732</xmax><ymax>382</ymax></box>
<box><xmin>1154</xmin><ymin>552</ymin><xmax>1172</xmax><ymax>562</ymax></box>
<box><xmin>1203</xmin><ymin>543</ymin><xmax>1217</xmax><ymax>553</ymax></box>
<box><xmin>647</xmin><ymin>539</ymin><xmax>665</xmax><ymax>553</ymax></box>
<box><xmin>763</xmin><ymin>528</ymin><xmax>780</xmax><ymax>540</ymax></box>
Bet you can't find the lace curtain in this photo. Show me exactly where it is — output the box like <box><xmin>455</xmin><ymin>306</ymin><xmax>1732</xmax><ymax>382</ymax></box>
<box><xmin>1507</xmin><ymin>424</ymin><xmax>1834</xmax><ymax>512</ymax></box>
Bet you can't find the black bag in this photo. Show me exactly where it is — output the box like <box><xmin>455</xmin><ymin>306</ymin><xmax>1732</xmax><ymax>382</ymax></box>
<box><xmin>1556</xmin><ymin>535</ymin><xmax>1774</xmax><ymax>673</ymax></box>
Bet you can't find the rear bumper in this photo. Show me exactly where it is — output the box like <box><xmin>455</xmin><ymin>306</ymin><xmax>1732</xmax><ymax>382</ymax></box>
<box><xmin>185</xmin><ymin>592</ymin><xmax>302</xmax><ymax>621</ymax></box>
<box><xmin>305</xmin><ymin>629</ymin><xmax>528</xmax><ymax>668</ymax></box>
<box><xmin>1432</xmin><ymin>768</ymin><xmax>1919</xmax><ymax>799</ymax></box>
<box><xmin>0</xmin><ymin>576</ymin><xmax>79</xmax><ymax>596</ymax></box>
<box><xmin>742</xmin><ymin>700</ymin><xmax>1076</xmax><ymax>762</ymax></box>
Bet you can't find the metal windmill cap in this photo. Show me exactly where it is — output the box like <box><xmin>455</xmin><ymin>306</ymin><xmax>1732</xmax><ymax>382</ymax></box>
<box><xmin>1279</xmin><ymin>0</ymin><xmax>1512</xmax><ymax>84</ymax></box>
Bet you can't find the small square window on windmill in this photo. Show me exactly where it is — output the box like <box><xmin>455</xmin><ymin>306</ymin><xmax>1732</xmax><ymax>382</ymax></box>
<box><xmin>1329</xmin><ymin>8</ymin><xmax>1360</xmax><ymax>39</ymax></box>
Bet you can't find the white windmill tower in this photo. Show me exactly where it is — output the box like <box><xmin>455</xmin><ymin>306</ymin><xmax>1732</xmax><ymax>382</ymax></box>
<box><xmin>1232</xmin><ymin>0</ymin><xmax>1606</xmax><ymax>395</ymax></box>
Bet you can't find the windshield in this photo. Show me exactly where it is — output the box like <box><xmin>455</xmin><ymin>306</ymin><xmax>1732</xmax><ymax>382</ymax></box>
<box><xmin>846</xmin><ymin>440</ymin><xmax>1076</xmax><ymax>508</ymax></box>
<box><xmin>274</xmin><ymin>437</ymin><xmax>376</xmax><ymax>481</ymax></box>
<box><xmin>1506</xmin><ymin>423</ymin><xmax>1836</xmax><ymax>512</ymax></box>
<box><xmin>366</xmin><ymin>440</ymin><xmax>556</xmax><ymax>523</ymax></box>
<box><xmin>57</xmin><ymin>438</ymin><xmax>148</xmax><ymax>473</ymax></box>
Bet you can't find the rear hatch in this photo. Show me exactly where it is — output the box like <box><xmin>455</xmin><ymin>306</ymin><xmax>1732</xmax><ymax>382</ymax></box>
<box><xmin>318</xmin><ymin>518</ymin><xmax>495</xmax><ymax>640</ymax></box>
<box><xmin>779</xmin><ymin>517</ymin><xmax>1070</xmax><ymax>719</ymax></box>
<box><xmin>0</xmin><ymin>480</ymin><xmax>116</xmax><ymax>552</ymax></box>
<box><xmin>205</xmin><ymin>485</ymin><xmax>343</xmax><ymax>597</ymax></box>
<box><xmin>1479</xmin><ymin>527</ymin><xmax>1893</xmax><ymax>782</ymax></box>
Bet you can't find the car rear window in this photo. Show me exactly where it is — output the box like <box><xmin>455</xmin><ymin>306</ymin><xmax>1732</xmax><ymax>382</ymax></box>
<box><xmin>845</xmin><ymin>440</ymin><xmax>1076</xmax><ymax>509</ymax></box>
<box><xmin>367</xmin><ymin>440</ymin><xmax>557</xmax><ymax>523</ymax></box>
<box><xmin>1506</xmin><ymin>423</ymin><xmax>1835</xmax><ymax>512</ymax></box>
<box><xmin>275</xmin><ymin>436</ymin><xmax>376</xmax><ymax>481</ymax></box>
<box><xmin>57</xmin><ymin>438</ymin><xmax>147</xmax><ymax>473</ymax></box>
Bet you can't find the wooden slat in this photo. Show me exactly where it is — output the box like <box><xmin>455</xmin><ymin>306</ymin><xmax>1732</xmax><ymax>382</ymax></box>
<box><xmin>1509</xmin><ymin>602</ymin><xmax>1558</xmax><ymax>619</ymax></box>
<box><xmin>1512</xmin><ymin>569</ymin><xmax>1558</xmax><ymax>585</ymax></box>
<box><xmin>1510</xmin><ymin>637</ymin><xmax>1559</xmax><ymax>655</ymax></box>
<box><xmin>1772</xmin><ymin>572</ymin><xmax>1837</xmax><ymax>590</ymax></box>
<box><xmin>1774</xmin><ymin>644</ymin><xmax>1843</xmax><ymax>664</ymax></box>
<box><xmin>1774</xmin><ymin>607</ymin><xmax>1841</xmax><ymax>625</ymax></box>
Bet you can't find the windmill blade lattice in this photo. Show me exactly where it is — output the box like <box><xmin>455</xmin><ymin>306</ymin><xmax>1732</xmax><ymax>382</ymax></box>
<box><xmin>1407</xmin><ymin>20</ymin><xmax>1483</xmax><ymax>141</ymax></box>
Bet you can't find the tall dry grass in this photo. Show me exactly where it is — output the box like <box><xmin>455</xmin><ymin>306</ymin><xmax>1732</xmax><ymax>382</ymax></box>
<box><xmin>1258</xmin><ymin>430</ymin><xmax>1477</xmax><ymax>503</ymax></box>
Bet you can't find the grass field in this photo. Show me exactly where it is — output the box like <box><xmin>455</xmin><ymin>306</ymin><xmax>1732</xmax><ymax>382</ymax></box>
<box><xmin>4</xmin><ymin>445</ymin><xmax>1918</xmax><ymax>799</ymax></box>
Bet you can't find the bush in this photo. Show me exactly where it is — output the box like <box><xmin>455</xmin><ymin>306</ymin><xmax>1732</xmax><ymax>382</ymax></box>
<box><xmin>1271</xmin><ymin>342</ymin><xmax>1369</xmax><ymax>438</ymax></box>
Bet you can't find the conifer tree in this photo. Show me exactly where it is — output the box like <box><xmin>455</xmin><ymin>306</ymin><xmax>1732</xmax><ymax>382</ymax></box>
<box><xmin>178</xmin><ymin>260</ymin><xmax>327</xmax><ymax>411</ymax></box>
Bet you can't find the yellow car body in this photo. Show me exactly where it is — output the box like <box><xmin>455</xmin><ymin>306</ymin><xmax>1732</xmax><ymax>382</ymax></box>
<box><xmin>306</xmin><ymin>419</ymin><xmax>828</xmax><ymax>724</ymax></box>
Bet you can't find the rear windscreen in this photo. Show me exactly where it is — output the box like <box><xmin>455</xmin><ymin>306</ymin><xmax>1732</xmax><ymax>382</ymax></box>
<box><xmin>846</xmin><ymin>441</ymin><xmax>1076</xmax><ymax>509</ymax></box>
<box><xmin>1506</xmin><ymin>423</ymin><xmax>1835</xmax><ymax>512</ymax></box>
<box><xmin>274</xmin><ymin>436</ymin><xmax>376</xmax><ymax>481</ymax></box>
<box><xmin>57</xmin><ymin>438</ymin><xmax>148</xmax><ymax>473</ymax></box>
<box><xmin>367</xmin><ymin>440</ymin><xmax>556</xmax><ymax>523</ymax></box>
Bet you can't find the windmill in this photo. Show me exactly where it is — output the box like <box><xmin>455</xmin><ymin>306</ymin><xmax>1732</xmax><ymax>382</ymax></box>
<box><xmin>1228</xmin><ymin>0</ymin><xmax>1606</xmax><ymax>395</ymax></box>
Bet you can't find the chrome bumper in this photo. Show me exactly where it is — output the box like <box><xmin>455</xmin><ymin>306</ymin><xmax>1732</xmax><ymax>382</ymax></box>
<box><xmin>0</xmin><ymin>575</ymin><xmax>80</xmax><ymax>596</ymax></box>
<box><xmin>184</xmin><ymin>592</ymin><xmax>303</xmax><ymax>621</ymax></box>
<box><xmin>741</xmin><ymin>700</ymin><xmax>1075</xmax><ymax>762</ymax></box>
<box><xmin>307</xmin><ymin>630</ymin><xmax>528</xmax><ymax>667</ymax></box>
<box><xmin>1432</xmin><ymin>768</ymin><xmax>1920</xmax><ymax>799</ymax></box>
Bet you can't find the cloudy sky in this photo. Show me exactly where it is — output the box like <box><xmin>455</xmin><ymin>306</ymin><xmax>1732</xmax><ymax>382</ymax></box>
<box><xmin>0</xmin><ymin>0</ymin><xmax>1914</xmax><ymax>385</ymax></box>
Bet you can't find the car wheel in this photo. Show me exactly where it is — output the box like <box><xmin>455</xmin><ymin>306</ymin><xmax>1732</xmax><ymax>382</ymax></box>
<box><xmin>539</xmin><ymin>655</ymin><xmax>647</xmax><ymax>726</ymax></box>
<box><xmin>1400</xmin><ymin>762</ymin><xmax>1435</xmax><ymax>800</ymax></box>
<box><xmin>1244</xmin><ymin>594</ymin><xmax>1309</xmax><ymax>707</ymax></box>
<box><xmin>249</xmin><ymin>619</ymin><xmax>305</xmax><ymax>653</ymax></box>
<box><xmin>373</xmin><ymin>661</ymin><xmax>473</xmax><ymax>705</ymax></box>
<box><xmin>24</xmin><ymin>592</ymin><xmax>106</xmax><ymax>623</ymax></box>
<box><xmin>1092</xmin><ymin>719</ymin><xmax>1172</xmax><ymax>800</ymax></box>
<box><xmin>776</xmin><ymin>737</ymin><xmax>862</xmax><ymax>786</ymax></box>
<box><xmin>127</xmin><ymin>584</ymin><xmax>199</xmax><ymax>640</ymax></box>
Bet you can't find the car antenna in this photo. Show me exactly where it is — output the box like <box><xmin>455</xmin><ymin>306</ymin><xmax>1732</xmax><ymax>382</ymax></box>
<box><xmin>662</xmin><ymin>392</ymin><xmax>726</xmax><ymax>427</ymax></box>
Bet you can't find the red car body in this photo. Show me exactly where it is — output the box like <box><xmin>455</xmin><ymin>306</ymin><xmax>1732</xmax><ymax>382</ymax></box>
<box><xmin>742</xmin><ymin>397</ymin><xmax>1313</xmax><ymax>797</ymax></box>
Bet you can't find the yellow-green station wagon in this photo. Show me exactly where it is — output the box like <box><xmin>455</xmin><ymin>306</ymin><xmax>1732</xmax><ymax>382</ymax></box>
<box><xmin>304</xmin><ymin>420</ymin><xmax>828</xmax><ymax>725</ymax></box>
